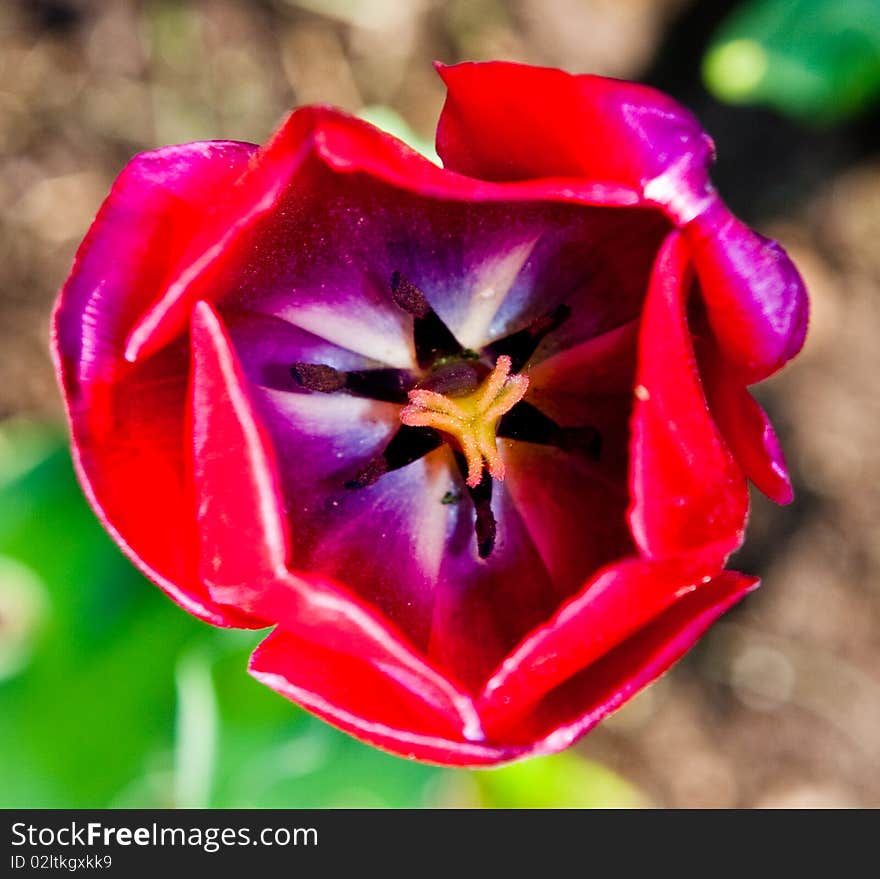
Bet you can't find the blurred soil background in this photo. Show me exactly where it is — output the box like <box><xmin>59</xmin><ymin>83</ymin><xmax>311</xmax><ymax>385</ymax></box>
<box><xmin>1</xmin><ymin>0</ymin><xmax>878</xmax><ymax>807</ymax></box>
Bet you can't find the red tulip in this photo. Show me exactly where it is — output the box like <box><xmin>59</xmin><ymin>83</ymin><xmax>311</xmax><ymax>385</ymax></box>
<box><xmin>52</xmin><ymin>62</ymin><xmax>806</xmax><ymax>764</ymax></box>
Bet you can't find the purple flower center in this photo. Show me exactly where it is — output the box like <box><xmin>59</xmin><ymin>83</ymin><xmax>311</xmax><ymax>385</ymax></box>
<box><xmin>221</xmin><ymin>182</ymin><xmax>666</xmax><ymax>685</ymax></box>
<box><xmin>288</xmin><ymin>273</ymin><xmax>594</xmax><ymax>559</ymax></box>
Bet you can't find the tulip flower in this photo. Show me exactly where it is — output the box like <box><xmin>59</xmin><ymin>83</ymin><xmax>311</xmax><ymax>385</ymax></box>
<box><xmin>52</xmin><ymin>62</ymin><xmax>807</xmax><ymax>764</ymax></box>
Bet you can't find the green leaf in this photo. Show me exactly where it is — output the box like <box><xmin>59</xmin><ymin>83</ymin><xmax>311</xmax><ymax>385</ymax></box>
<box><xmin>469</xmin><ymin>751</ymin><xmax>650</xmax><ymax>809</ymax></box>
<box><xmin>703</xmin><ymin>0</ymin><xmax>880</xmax><ymax>123</ymax></box>
<box><xmin>0</xmin><ymin>423</ymin><xmax>204</xmax><ymax>806</ymax></box>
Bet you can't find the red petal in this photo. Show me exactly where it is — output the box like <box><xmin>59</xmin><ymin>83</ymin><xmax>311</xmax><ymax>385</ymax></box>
<box><xmin>698</xmin><ymin>337</ymin><xmax>793</xmax><ymax>504</ymax></box>
<box><xmin>629</xmin><ymin>232</ymin><xmax>748</xmax><ymax>565</ymax></box>
<box><xmin>52</xmin><ymin>142</ymin><xmax>260</xmax><ymax>628</ymax></box>
<box><xmin>251</xmin><ymin>571</ymin><xmax>757</xmax><ymax>764</ymax></box>
<box><xmin>527</xmin><ymin>317</ymin><xmax>639</xmax><ymax>395</ymax></box>
<box><xmin>477</xmin><ymin>557</ymin><xmax>711</xmax><ymax>734</ymax></box>
<box><xmin>249</xmin><ymin>629</ymin><xmax>519</xmax><ymax>766</ymax></box>
<box><xmin>686</xmin><ymin>200</ymin><xmax>808</xmax><ymax>383</ymax></box>
<box><xmin>426</xmin><ymin>483</ymin><xmax>563</xmax><ymax>693</ymax></box>
<box><xmin>189</xmin><ymin>301</ymin><xmax>290</xmax><ymax>595</ymax></box>
<box><xmin>436</xmin><ymin>61</ymin><xmax>714</xmax><ymax>218</ymax></box>
<box><xmin>518</xmin><ymin>571</ymin><xmax>758</xmax><ymax>754</ymax></box>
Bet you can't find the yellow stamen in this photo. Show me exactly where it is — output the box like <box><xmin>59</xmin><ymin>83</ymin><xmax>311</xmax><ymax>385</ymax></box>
<box><xmin>399</xmin><ymin>355</ymin><xmax>529</xmax><ymax>487</ymax></box>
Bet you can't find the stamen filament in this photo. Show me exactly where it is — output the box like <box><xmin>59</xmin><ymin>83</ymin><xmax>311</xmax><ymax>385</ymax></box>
<box><xmin>399</xmin><ymin>355</ymin><xmax>529</xmax><ymax>488</ymax></box>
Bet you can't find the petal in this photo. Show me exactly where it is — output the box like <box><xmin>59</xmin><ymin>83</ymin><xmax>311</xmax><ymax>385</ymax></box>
<box><xmin>477</xmin><ymin>557</ymin><xmax>711</xmax><ymax>733</ymax></box>
<box><xmin>487</xmin><ymin>213</ymin><xmax>667</xmax><ymax>361</ymax></box>
<box><xmin>527</xmin><ymin>317</ymin><xmax>640</xmax><ymax>396</ymax></box>
<box><xmin>435</xmin><ymin>61</ymin><xmax>715</xmax><ymax>220</ymax></box>
<box><xmin>685</xmin><ymin>199</ymin><xmax>809</xmax><ymax>383</ymax></box>
<box><xmin>249</xmin><ymin>630</ymin><xmax>519</xmax><ymax>766</ymax></box>
<box><xmin>53</xmin><ymin>141</ymin><xmax>256</xmax><ymax>389</ymax></box>
<box><xmin>233</xmin><ymin>364</ymin><xmax>454</xmax><ymax>650</ymax></box>
<box><xmin>697</xmin><ymin>336</ymin><xmax>793</xmax><ymax>504</ymax></box>
<box><xmin>502</xmin><ymin>444</ymin><xmax>633</xmax><ymax>602</ymax></box>
<box><xmin>514</xmin><ymin>570</ymin><xmax>758</xmax><ymax>754</ymax></box>
<box><xmin>118</xmin><ymin>79</ymin><xmax>805</xmax><ymax>391</ymax></box>
<box><xmin>113</xmin><ymin>107</ymin><xmax>427</xmax><ymax>362</ymax></box>
<box><xmin>51</xmin><ymin>141</ymin><xmax>260</xmax><ymax>628</ymax></box>
<box><xmin>525</xmin><ymin>320</ymin><xmax>639</xmax><ymax>486</ymax></box>
<box><xmin>293</xmin><ymin>448</ymin><xmax>457</xmax><ymax>652</ymax></box>
<box><xmin>251</xmin><ymin>570</ymin><xmax>757</xmax><ymax>764</ymax></box>
<box><xmin>629</xmin><ymin>232</ymin><xmax>748</xmax><ymax>565</ymax></box>
<box><xmin>189</xmin><ymin>301</ymin><xmax>290</xmax><ymax>596</ymax></box>
<box><xmin>190</xmin><ymin>301</ymin><xmax>485</xmax><ymax>739</ymax></box>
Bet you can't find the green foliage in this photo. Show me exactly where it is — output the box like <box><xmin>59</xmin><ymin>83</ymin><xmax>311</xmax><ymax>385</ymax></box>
<box><xmin>472</xmin><ymin>752</ymin><xmax>649</xmax><ymax>809</ymax></box>
<box><xmin>703</xmin><ymin>0</ymin><xmax>880</xmax><ymax>123</ymax></box>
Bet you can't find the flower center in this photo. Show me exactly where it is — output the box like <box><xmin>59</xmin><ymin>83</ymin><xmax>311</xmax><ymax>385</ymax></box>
<box><xmin>288</xmin><ymin>271</ymin><xmax>598</xmax><ymax>560</ymax></box>
<box><xmin>399</xmin><ymin>355</ymin><xmax>529</xmax><ymax>488</ymax></box>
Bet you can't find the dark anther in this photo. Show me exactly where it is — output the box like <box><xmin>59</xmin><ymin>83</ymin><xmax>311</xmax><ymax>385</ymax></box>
<box><xmin>455</xmin><ymin>453</ymin><xmax>496</xmax><ymax>559</ymax></box>
<box><xmin>292</xmin><ymin>362</ymin><xmax>413</xmax><ymax>403</ymax></box>
<box><xmin>345</xmin><ymin>427</ymin><xmax>443</xmax><ymax>489</ymax></box>
<box><xmin>390</xmin><ymin>272</ymin><xmax>464</xmax><ymax>369</ymax></box>
<box><xmin>498</xmin><ymin>402</ymin><xmax>602</xmax><ymax>460</ymax></box>
<box><xmin>291</xmin><ymin>362</ymin><xmax>346</xmax><ymax>393</ymax></box>
<box><xmin>416</xmin><ymin>360</ymin><xmax>482</xmax><ymax>397</ymax></box>
<box><xmin>390</xmin><ymin>271</ymin><xmax>431</xmax><ymax>318</ymax></box>
<box><xmin>486</xmin><ymin>303</ymin><xmax>571</xmax><ymax>372</ymax></box>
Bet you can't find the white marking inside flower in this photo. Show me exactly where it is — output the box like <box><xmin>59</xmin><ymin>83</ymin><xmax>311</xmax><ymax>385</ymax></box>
<box><xmin>274</xmin><ymin>301</ymin><xmax>415</xmax><ymax>369</ymax></box>
<box><xmin>453</xmin><ymin>236</ymin><xmax>541</xmax><ymax>349</ymax></box>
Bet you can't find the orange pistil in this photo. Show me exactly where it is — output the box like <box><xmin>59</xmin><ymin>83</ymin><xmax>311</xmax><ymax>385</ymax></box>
<box><xmin>399</xmin><ymin>355</ymin><xmax>529</xmax><ymax>487</ymax></box>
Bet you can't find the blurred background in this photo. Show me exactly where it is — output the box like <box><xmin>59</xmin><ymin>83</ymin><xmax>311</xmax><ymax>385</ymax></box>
<box><xmin>1</xmin><ymin>0</ymin><xmax>879</xmax><ymax>808</ymax></box>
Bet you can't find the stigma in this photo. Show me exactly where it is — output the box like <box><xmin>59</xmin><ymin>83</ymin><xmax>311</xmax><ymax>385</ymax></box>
<box><xmin>400</xmin><ymin>355</ymin><xmax>529</xmax><ymax>487</ymax></box>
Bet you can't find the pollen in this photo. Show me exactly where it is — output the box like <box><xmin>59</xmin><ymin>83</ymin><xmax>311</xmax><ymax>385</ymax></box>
<box><xmin>399</xmin><ymin>355</ymin><xmax>529</xmax><ymax>487</ymax></box>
